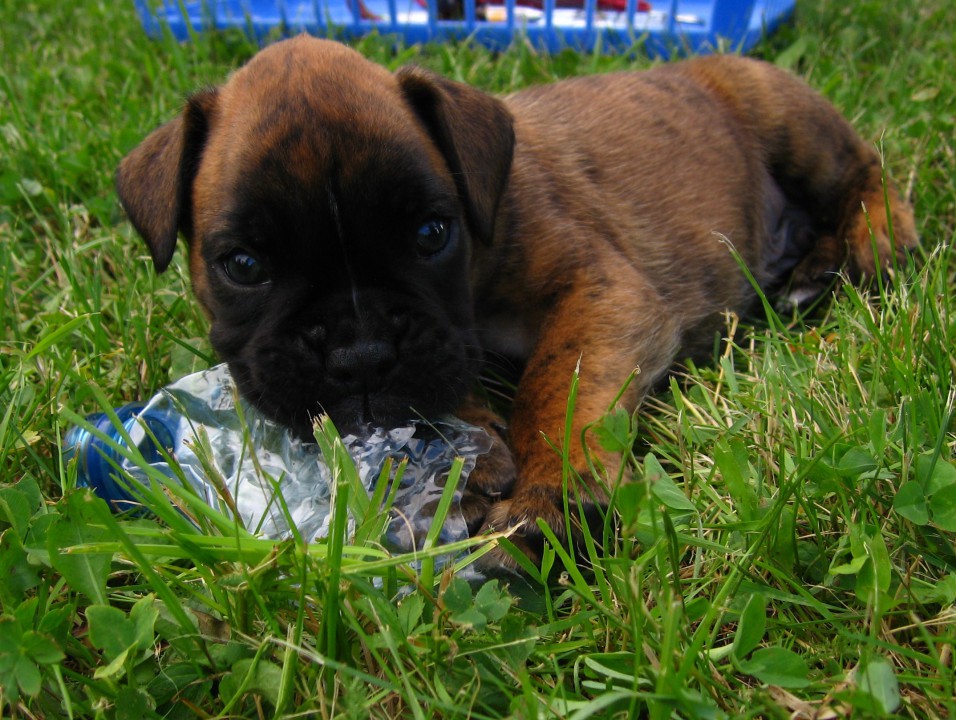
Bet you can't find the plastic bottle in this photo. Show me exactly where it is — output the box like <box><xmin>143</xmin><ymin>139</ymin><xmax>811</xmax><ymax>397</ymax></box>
<box><xmin>63</xmin><ymin>364</ymin><xmax>491</xmax><ymax>551</ymax></box>
<box><xmin>64</xmin><ymin>402</ymin><xmax>177</xmax><ymax>508</ymax></box>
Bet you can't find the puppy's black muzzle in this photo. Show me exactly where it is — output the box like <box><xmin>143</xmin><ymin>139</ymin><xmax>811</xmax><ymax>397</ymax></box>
<box><xmin>326</xmin><ymin>338</ymin><xmax>398</xmax><ymax>396</ymax></box>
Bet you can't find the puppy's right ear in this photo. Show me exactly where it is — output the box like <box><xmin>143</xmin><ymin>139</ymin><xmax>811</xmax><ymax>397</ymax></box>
<box><xmin>115</xmin><ymin>89</ymin><xmax>219</xmax><ymax>273</ymax></box>
<box><xmin>396</xmin><ymin>67</ymin><xmax>514</xmax><ymax>246</ymax></box>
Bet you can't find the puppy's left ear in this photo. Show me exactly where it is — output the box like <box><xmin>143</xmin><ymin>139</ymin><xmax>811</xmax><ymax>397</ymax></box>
<box><xmin>115</xmin><ymin>89</ymin><xmax>219</xmax><ymax>273</ymax></box>
<box><xmin>397</xmin><ymin>67</ymin><xmax>515</xmax><ymax>245</ymax></box>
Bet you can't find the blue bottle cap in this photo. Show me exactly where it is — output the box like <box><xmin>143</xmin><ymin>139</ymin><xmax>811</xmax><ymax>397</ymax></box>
<box><xmin>64</xmin><ymin>403</ymin><xmax>176</xmax><ymax>509</ymax></box>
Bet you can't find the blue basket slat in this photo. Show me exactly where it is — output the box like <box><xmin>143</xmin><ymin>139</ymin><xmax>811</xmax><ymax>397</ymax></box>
<box><xmin>133</xmin><ymin>0</ymin><xmax>795</xmax><ymax>56</ymax></box>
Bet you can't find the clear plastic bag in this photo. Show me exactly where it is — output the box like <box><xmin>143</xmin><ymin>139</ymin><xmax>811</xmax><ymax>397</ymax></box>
<box><xmin>66</xmin><ymin>364</ymin><xmax>491</xmax><ymax>553</ymax></box>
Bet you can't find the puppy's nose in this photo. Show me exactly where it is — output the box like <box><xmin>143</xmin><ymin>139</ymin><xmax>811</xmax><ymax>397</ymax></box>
<box><xmin>326</xmin><ymin>340</ymin><xmax>397</xmax><ymax>393</ymax></box>
<box><xmin>300</xmin><ymin>324</ymin><xmax>326</xmax><ymax>349</ymax></box>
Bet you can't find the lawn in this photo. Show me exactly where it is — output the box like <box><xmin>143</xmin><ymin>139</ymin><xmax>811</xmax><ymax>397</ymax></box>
<box><xmin>1</xmin><ymin>0</ymin><xmax>955</xmax><ymax>717</ymax></box>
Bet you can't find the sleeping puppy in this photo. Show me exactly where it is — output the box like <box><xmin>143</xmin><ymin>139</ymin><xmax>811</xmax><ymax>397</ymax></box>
<box><xmin>116</xmin><ymin>36</ymin><xmax>917</xmax><ymax>567</ymax></box>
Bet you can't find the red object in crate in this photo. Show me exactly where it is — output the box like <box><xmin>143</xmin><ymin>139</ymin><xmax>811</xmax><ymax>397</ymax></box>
<box><xmin>519</xmin><ymin>0</ymin><xmax>652</xmax><ymax>10</ymax></box>
<box><xmin>409</xmin><ymin>0</ymin><xmax>652</xmax><ymax>17</ymax></box>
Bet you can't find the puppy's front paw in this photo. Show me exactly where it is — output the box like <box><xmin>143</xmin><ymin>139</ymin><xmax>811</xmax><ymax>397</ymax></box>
<box><xmin>477</xmin><ymin>486</ymin><xmax>606</xmax><ymax>574</ymax></box>
<box><xmin>459</xmin><ymin>430</ymin><xmax>516</xmax><ymax>534</ymax></box>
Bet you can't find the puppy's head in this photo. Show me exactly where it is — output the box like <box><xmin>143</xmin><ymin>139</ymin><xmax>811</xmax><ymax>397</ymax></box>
<box><xmin>116</xmin><ymin>36</ymin><xmax>514</xmax><ymax>435</ymax></box>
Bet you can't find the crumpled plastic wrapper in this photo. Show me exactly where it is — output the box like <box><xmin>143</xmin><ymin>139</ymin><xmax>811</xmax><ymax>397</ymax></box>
<box><xmin>120</xmin><ymin>364</ymin><xmax>491</xmax><ymax>553</ymax></box>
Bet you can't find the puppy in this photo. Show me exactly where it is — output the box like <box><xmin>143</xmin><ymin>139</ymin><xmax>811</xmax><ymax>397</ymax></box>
<box><xmin>116</xmin><ymin>36</ymin><xmax>917</xmax><ymax>567</ymax></box>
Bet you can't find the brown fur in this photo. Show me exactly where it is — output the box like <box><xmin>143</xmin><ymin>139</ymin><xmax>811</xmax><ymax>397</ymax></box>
<box><xmin>116</xmin><ymin>37</ymin><xmax>917</xmax><ymax>570</ymax></box>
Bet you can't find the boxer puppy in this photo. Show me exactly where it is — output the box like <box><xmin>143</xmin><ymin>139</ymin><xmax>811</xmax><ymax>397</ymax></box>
<box><xmin>116</xmin><ymin>36</ymin><xmax>917</xmax><ymax>568</ymax></box>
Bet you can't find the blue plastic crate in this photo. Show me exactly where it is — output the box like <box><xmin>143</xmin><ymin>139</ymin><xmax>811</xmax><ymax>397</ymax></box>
<box><xmin>134</xmin><ymin>0</ymin><xmax>795</xmax><ymax>56</ymax></box>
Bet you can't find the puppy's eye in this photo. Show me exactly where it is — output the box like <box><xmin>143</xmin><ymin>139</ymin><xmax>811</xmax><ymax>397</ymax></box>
<box><xmin>414</xmin><ymin>219</ymin><xmax>451</xmax><ymax>257</ymax></box>
<box><xmin>222</xmin><ymin>250</ymin><xmax>269</xmax><ymax>285</ymax></box>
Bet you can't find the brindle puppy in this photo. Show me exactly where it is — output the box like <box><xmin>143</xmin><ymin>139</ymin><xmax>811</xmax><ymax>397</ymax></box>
<box><xmin>117</xmin><ymin>36</ymin><xmax>917</xmax><ymax>567</ymax></box>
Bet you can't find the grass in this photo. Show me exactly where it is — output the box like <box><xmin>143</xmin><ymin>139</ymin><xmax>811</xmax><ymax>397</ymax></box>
<box><xmin>1</xmin><ymin>0</ymin><xmax>955</xmax><ymax>717</ymax></box>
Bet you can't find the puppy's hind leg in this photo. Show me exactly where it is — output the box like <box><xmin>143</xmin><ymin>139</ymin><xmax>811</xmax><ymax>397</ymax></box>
<box><xmin>679</xmin><ymin>56</ymin><xmax>918</xmax><ymax>300</ymax></box>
